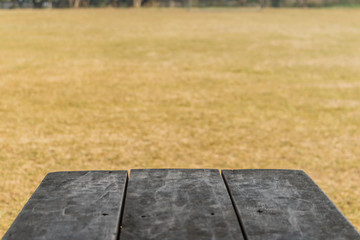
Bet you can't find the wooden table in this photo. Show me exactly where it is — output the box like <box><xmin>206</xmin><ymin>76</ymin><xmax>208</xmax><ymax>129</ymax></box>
<box><xmin>3</xmin><ymin>169</ymin><xmax>360</xmax><ymax>240</ymax></box>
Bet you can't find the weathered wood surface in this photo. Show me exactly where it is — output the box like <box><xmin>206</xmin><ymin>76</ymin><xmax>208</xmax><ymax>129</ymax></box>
<box><xmin>3</xmin><ymin>171</ymin><xmax>128</xmax><ymax>240</ymax></box>
<box><xmin>222</xmin><ymin>169</ymin><xmax>360</xmax><ymax>240</ymax></box>
<box><xmin>120</xmin><ymin>169</ymin><xmax>244</xmax><ymax>240</ymax></box>
<box><xmin>3</xmin><ymin>169</ymin><xmax>359</xmax><ymax>240</ymax></box>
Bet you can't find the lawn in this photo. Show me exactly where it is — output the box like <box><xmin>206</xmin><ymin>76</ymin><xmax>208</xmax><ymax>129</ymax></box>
<box><xmin>0</xmin><ymin>8</ymin><xmax>359</xmax><ymax>234</ymax></box>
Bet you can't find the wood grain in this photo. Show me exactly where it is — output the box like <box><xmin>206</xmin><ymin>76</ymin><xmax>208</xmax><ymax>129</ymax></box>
<box><xmin>3</xmin><ymin>171</ymin><xmax>128</xmax><ymax>240</ymax></box>
<box><xmin>222</xmin><ymin>169</ymin><xmax>360</xmax><ymax>240</ymax></box>
<box><xmin>120</xmin><ymin>169</ymin><xmax>244</xmax><ymax>240</ymax></box>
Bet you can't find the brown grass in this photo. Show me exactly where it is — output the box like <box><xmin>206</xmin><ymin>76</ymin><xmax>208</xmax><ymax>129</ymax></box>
<box><xmin>0</xmin><ymin>8</ymin><xmax>360</xmax><ymax>234</ymax></box>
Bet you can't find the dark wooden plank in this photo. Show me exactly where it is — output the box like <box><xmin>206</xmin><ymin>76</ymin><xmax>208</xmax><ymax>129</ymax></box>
<box><xmin>120</xmin><ymin>169</ymin><xmax>244</xmax><ymax>240</ymax></box>
<box><xmin>3</xmin><ymin>171</ymin><xmax>128</xmax><ymax>240</ymax></box>
<box><xmin>222</xmin><ymin>169</ymin><xmax>360</xmax><ymax>240</ymax></box>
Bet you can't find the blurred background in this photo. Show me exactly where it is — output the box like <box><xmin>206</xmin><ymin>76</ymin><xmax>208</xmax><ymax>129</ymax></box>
<box><xmin>0</xmin><ymin>2</ymin><xmax>359</xmax><ymax>237</ymax></box>
<box><xmin>1</xmin><ymin>0</ymin><xmax>360</xmax><ymax>9</ymax></box>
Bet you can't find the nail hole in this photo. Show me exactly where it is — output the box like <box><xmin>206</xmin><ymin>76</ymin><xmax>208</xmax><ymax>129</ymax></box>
<box><xmin>102</xmin><ymin>213</ymin><xmax>109</xmax><ymax>216</ymax></box>
<box><xmin>257</xmin><ymin>209</ymin><xmax>264</xmax><ymax>213</ymax></box>
<box><xmin>210</xmin><ymin>213</ymin><xmax>215</xmax><ymax>215</ymax></box>
<box><xmin>141</xmin><ymin>215</ymin><xmax>146</xmax><ymax>218</ymax></box>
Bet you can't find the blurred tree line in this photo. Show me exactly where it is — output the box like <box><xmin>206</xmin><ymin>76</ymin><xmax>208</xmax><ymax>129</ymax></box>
<box><xmin>1</xmin><ymin>0</ymin><xmax>359</xmax><ymax>8</ymax></box>
<box><xmin>0</xmin><ymin>0</ymin><xmax>132</xmax><ymax>8</ymax></box>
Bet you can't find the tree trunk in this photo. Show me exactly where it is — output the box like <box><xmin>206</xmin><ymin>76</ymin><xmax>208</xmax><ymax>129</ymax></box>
<box><xmin>133</xmin><ymin>0</ymin><xmax>141</xmax><ymax>7</ymax></box>
<box><xmin>11</xmin><ymin>0</ymin><xmax>17</xmax><ymax>8</ymax></box>
<box><xmin>81</xmin><ymin>0</ymin><xmax>89</xmax><ymax>7</ymax></box>
<box><xmin>74</xmin><ymin>0</ymin><xmax>80</xmax><ymax>7</ymax></box>
<box><xmin>298</xmin><ymin>0</ymin><xmax>307</xmax><ymax>7</ymax></box>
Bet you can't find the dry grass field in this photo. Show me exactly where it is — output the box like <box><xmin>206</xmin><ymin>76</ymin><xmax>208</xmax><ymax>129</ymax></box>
<box><xmin>0</xmin><ymin>8</ymin><xmax>360</xmax><ymax>234</ymax></box>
